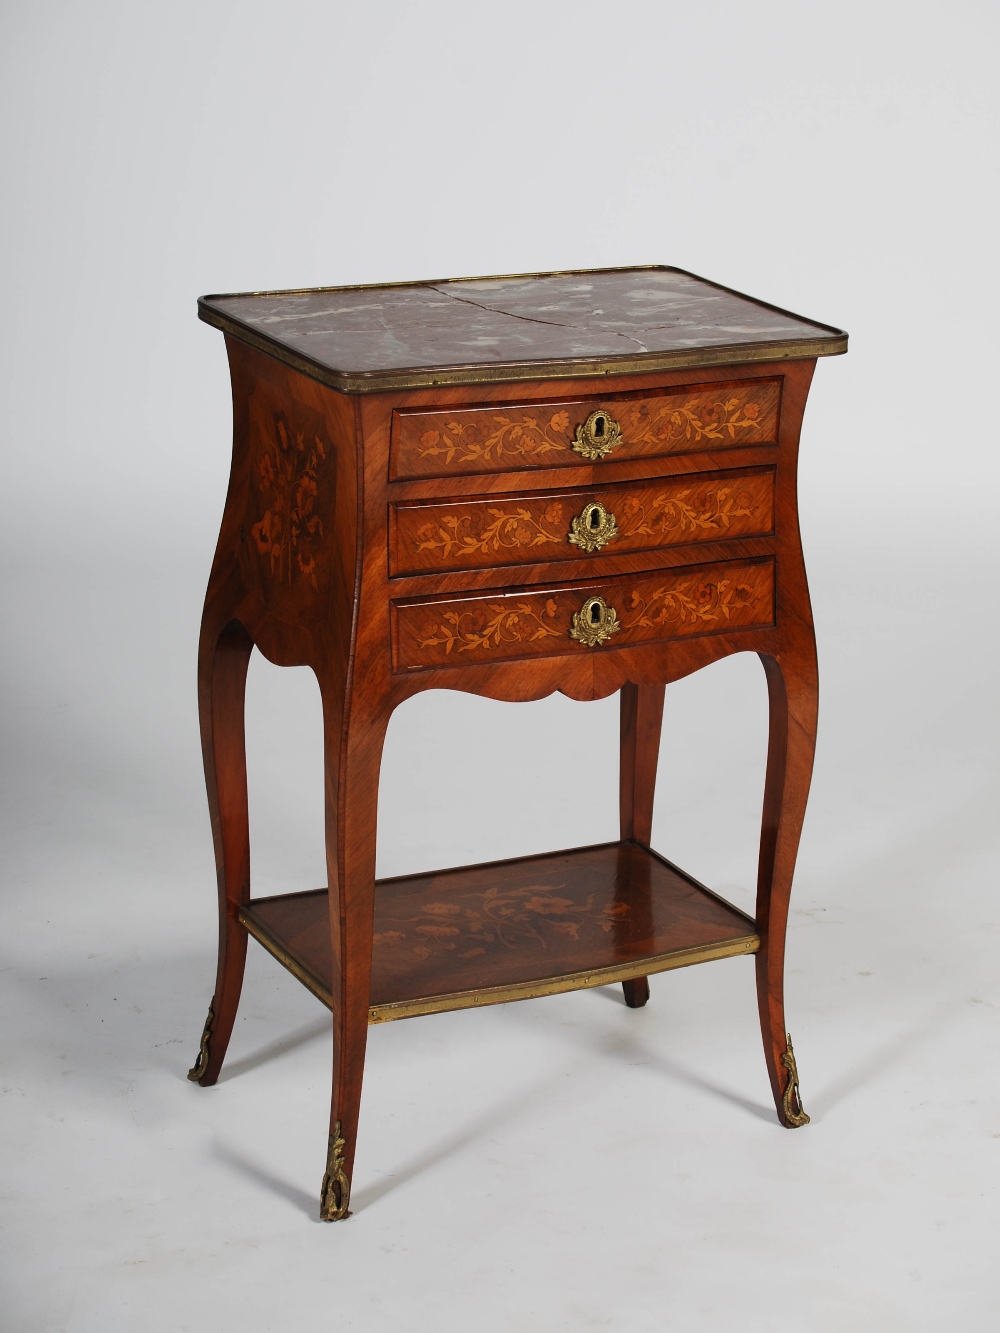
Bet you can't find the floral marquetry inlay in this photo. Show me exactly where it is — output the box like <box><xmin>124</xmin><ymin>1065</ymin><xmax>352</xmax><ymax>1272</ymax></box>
<box><xmin>409</xmin><ymin>503</ymin><xmax>566</xmax><ymax>565</ymax></box>
<box><xmin>410</xmin><ymin>409</ymin><xmax>572</xmax><ymax>471</ymax></box>
<box><xmin>373</xmin><ymin>884</ymin><xmax>633</xmax><ymax>963</ymax></box>
<box><xmin>241</xmin><ymin>377</ymin><xmax>337</xmax><ymax>611</ymax></box>
<box><xmin>391</xmin><ymin>380</ymin><xmax>780</xmax><ymax>479</ymax></box>
<box><xmin>391</xmin><ymin>470</ymin><xmax>773</xmax><ymax>575</ymax></box>
<box><xmin>416</xmin><ymin>600</ymin><xmax>563</xmax><ymax>656</ymax></box>
<box><xmin>622</xmin><ymin>576</ymin><xmax>761</xmax><ymax>631</ymax></box>
<box><xmin>364</xmin><ymin>841</ymin><xmax>762</xmax><ymax>1013</ymax></box>
<box><xmin>393</xmin><ymin>559</ymin><xmax>774</xmax><ymax>671</ymax></box>
<box><xmin>617</xmin><ymin>474</ymin><xmax>772</xmax><ymax>544</ymax></box>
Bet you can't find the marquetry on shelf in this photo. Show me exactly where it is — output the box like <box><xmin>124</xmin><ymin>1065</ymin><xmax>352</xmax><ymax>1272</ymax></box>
<box><xmin>240</xmin><ymin>841</ymin><xmax>759</xmax><ymax>1024</ymax></box>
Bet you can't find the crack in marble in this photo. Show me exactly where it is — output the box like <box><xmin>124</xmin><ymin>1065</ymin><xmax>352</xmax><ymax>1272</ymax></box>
<box><xmin>428</xmin><ymin>284</ymin><xmax>578</xmax><ymax>331</ymax></box>
<box><xmin>614</xmin><ymin>333</ymin><xmax>652</xmax><ymax>353</ymax></box>
<box><xmin>428</xmin><ymin>285</ymin><xmax>661</xmax><ymax>356</ymax></box>
<box><xmin>203</xmin><ymin>271</ymin><xmax>846</xmax><ymax>386</ymax></box>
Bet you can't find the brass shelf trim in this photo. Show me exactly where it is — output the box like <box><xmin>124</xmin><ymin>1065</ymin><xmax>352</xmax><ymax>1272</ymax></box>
<box><xmin>368</xmin><ymin>935</ymin><xmax>760</xmax><ymax>1023</ymax></box>
<box><xmin>238</xmin><ymin>902</ymin><xmax>759</xmax><ymax>1025</ymax></box>
<box><xmin>239</xmin><ymin>906</ymin><xmax>333</xmax><ymax>1010</ymax></box>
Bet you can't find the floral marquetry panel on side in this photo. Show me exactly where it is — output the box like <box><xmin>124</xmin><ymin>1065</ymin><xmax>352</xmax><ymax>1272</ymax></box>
<box><xmin>392</xmin><ymin>557</ymin><xmax>774</xmax><ymax>671</ymax></box>
<box><xmin>391</xmin><ymin>468</ymin><xmax>775</xmax><ymax>575</ymax></box>
<box><xmin>391</xmin><ymin>380</ymin><xmax>781</xmax><ymax>479</ymax></box>
<box><xmin>239</xmin><ymin>378</ymin><xmax>337</xmax><ymax>619</ymax></box>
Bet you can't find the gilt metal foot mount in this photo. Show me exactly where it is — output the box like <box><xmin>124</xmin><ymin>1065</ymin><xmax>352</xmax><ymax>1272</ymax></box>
<box><xmin>780</xmin><ymin>1033</ymin><xmax>810</xmax><ymax>1127</ymax></box>
<box><xmin>187</xmin><ymin>1000</ymin><xmax>214</xmax><ymax>1082</ymax></box>
<box><xmin>320</xmin><ymin>1122</ymin><xmax>352</xmax><ymax>1221</ymax></box>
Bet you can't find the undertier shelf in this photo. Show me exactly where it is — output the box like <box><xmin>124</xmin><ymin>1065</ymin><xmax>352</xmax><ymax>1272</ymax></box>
<box><xmin>240</xmin><ymin>841</ymin><xmax>759</xmax><ymax>1023</ymax></box>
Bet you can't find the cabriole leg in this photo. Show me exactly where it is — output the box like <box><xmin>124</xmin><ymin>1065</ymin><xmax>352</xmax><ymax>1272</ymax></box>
<box><xmin>189</xmin><ymin>618</ymin><xmax>254</xmax><ymax>1086</ymax></box>
<box><xmin>619</xmin><ymin>682</ymin><xmax>666</xmax><ymax>1009</ymax></box>
<box><xmin>756</xmin><ymin>648</ymin><xmax>819</xmax><ymax>1127</ymax></box>
<box><xmin>318</xmin><ymin>683</ymin><xmax>392</xmax><ymax>1220</ymax></box>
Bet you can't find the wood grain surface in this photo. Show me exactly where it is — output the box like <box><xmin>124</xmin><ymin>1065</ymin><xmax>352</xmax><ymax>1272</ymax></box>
<box><xmin>392</xmin><ymin>558</ymin><xmax>775</xmax><ymax>671</ymax></box>
<box><xmin>391</xmin><ymin>468</ymin><xmax>775</xmax><ymax>575</ymax></box>
<box><xmin>241</xmin><ymin>842</ymin><xmax>757</xmax><ymax>1018</ymax></box>
<box><xmin>391</xmin><ymin>379</ymin><xmax>780</xmax><ymax>479</ymax></box>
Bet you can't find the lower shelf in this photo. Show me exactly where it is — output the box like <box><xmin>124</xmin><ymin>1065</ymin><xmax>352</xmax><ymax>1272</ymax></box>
<box><xmin>240</xmin><ymin>841</ymin><xmax>759</xmax><ymax>1023</ymax></box>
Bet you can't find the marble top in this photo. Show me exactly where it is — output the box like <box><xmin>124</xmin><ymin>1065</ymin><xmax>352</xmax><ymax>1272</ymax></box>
<box><xmin>199</xmin><ymin>267</ymin><xmax>846</xmax><ymax>392</ymax></box>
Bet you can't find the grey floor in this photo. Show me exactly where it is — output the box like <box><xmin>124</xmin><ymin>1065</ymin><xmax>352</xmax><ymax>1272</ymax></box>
<box><xmin>3</xmin><ymin>494</ymin><xmax>998</xmax><ymax>1332</ymax></box>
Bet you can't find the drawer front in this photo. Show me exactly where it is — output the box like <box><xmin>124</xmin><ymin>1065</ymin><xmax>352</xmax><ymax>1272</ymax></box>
<box><xmin>391</xmin><ymin>379</ymin><xmax>780</xmax><ymax>480</ymax></box>
<box><xmin>392</xmin><ymin>558</ymin><xmax>774</xmax><ymax>671</ymax></box>
<box><xmin>391</xmin><ymin>468</ymin><xmax>774</xmax><ymax>576</ymax></box>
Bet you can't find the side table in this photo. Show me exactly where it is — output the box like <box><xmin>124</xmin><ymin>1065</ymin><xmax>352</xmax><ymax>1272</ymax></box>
<box><xmin>189</xmin><ymin>267</ymin><xmax>846</xmax><ymax>1221</ymax></box>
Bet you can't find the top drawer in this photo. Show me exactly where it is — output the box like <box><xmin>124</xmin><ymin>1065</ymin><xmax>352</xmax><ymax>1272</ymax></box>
<box><xmin>390</xmin><ymin>378</ymin><xmax>781</xmax><ymax>480</ymax></box>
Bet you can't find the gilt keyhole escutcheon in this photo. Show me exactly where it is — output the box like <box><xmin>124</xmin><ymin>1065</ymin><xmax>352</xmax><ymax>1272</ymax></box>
<box><xmin>569</xmin><ymin>594</ymin><xmax>621</xmax><ymax>648</ymax></box>
<box><xmin>568</xmin><ymin>500</ymin><xmax>619</xmax><ymax>554</ymax></box>
<box><xmin>572</xmin><ymin>410</ymin><xmax>623</xmax><ymax>461</ymax></box>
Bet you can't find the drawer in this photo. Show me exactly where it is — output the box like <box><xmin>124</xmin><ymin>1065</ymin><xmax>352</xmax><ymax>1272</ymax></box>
<box><xmin>392</xmin><ymin>558</ymin><xmax>774</xmax><ymax>672</ymax></box>
<box><xmin>390</xmin><ymin>467</ymin><xmax>774</xmax><ymax>576</ymax></box>
<box><xmin>390</xmin><ymin>379</ymin><xmax>780</xmax><ymax>480</ymax></box>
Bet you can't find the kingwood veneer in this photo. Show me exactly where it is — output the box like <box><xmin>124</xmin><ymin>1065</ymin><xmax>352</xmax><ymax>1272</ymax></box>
<box><xmin>188</xmin><ymin>267</ymin><xmax>847</xmax><ymax>1221</ymax></box>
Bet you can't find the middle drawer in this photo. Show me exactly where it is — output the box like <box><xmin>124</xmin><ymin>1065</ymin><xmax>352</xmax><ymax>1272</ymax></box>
<box><xmin>390</xmin><ymin>466</ymin><xmax>774</xmax><ymax>577</ymax></box>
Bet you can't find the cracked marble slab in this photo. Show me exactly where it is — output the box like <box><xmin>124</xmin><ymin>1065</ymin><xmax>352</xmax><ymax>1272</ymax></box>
<box><xmin>200</xmin><ymin>267</ymin><xmax>845</xmax><ymax>389</ymax></box>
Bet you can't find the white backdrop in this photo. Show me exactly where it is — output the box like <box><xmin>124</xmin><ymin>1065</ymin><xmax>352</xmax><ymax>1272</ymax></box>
<box><xmin>2</xmin><ymin>3</ymin><xmax>998</xmax><ymax>1330</ymax></box>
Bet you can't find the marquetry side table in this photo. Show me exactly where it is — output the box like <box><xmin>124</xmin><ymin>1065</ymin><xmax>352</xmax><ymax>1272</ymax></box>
<box><xmin>188</xmin><ymin>267</ymin><xmax>846</xmax><ymax>1220</ymax></box>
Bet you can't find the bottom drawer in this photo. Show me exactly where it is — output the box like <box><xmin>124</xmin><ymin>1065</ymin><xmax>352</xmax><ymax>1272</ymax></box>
<box><xmin>392</xmin><ymin>557</ymin><xmax>774</xmax><ymax>671</ymax></box>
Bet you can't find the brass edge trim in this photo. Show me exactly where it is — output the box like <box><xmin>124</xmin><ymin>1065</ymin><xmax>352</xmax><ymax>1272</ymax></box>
<box><xmin>240</xmin><ymin>893</ymin><xmax>757</xmax><ymax>1026</ymax></box>
<box><xmin>367</xmin><ymin>934</ymin><xmax>760</xmax><ymax>1024</ymax></box>
<box><xmin>199</xmin><ymin>263</ymin><xmax>847</xmax><ymax>339</ymax></box>
<box><xmin>200</xmin><ymin>312</ymin><xmax>847</xmax><ymax>395</ymax></box>
<box><xmin>239</xmin><ymin>907</ymin><xmax>334</xmax><ymax>1011</ymax></box>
